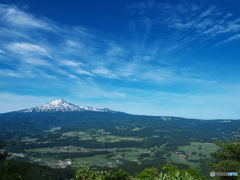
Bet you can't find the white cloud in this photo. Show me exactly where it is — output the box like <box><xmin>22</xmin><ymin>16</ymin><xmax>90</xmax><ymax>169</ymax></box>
<box><xmin>224</xmin><ymin>33</ymin><xmax>240</xmax><ymax>42</ymax></box>
<box><xmin>200</xmin><ymin>6</ymin><xmax>215</xmax><ymax>18</ymax></box>
<box><xmin>66</xmin><ymin>26</ymin><xmax>94</xmax><ymax>38</ymax></box>
<box><xmin>224</xmin><ymin>13</ymin><xmax>233</xmax><ymax>18</ymax></box>
<box><xmin>151</xmin><ymin>3</ymin><xmax>240</xmax><ymax>40</ymax></box>
<box><xmin>0</xmin><ymin>4</ymin><xmax>56</xmax><ymax>32</ymax></box>
<box><xmin>24</xmin><ymin>58</ymin><xmax>50</xmax><ymax>66</ymax></box>
<box><xmin>127</xmin><ymin>0</ymin><xmax>154</xmax><ymax>14</ymax></box>
<box><xmin>77</xmin><ymin>70</ymin><xmax>93</xmax><ymax>76</ymax></box>
<box><xmin>45</xmin><ymin>75</ymin><xmax>57</xmax><ymax>79</ymax></box>
<box><xmin>74</xmin><ymin>83</ymin><xmax>126</xmax><ymax>99</ymax></box>
<box><xmin>93</xmin><ymin>68</ymin><xmax>119</xmax><ymax>79</ymax></box>
<box><xmin>68</xmin><ymin>74</ymin><xmax>78</xmax><ymax>79</ymax></box>
<box><xmin>214</xmin><ymin>33</ymin><xmax>240</xmax><ymax>47</ymax></box>
<box><xmin>66</xmin><ymin>40</ymin><xmax>82</xmax><ymax>48</ymax></box>
<box><xmin>213</xmin><ymin>34</ymin><xmax>240</xmax><ymax>47</ymax></box>
<box><xmin>0</xmin><ymin>27</ymin><xmax>32</xmax><ymax>40</ymax></box>
<box><xmin>0</xmin><ymin>49</ymin><xmax>5</xmax><ymax>53</ymax></box>
<box><xmin>191</xmin><ymin>4</ymin><xmax>200</xmax><ymax>11</ymax></box>
<box><xmin>106</xmin><ymin>43</ymin><xmax>124</xmax><ymax>57</ymax></box>
<box><xmin>115</xmin><ymin>61</ymin><xmax>141</xmax><ymax>78</ymax></box>
<box><xmin>7</xmin><ymin>42</ymin><xmax>52</xmax><ymax>58</ymax></box>
<box><xmin>0</xmin><ymin>69</ymin><xmax>22</xmax><ymax>77</ymax></box>
<box><xmin>143</xmin><ymin>56</ymin><xmax>151</xmax><ymax>61</ymax></box>
<box><xmin>60</xmin><ymin>60</ymin><xmax>84</xmax><ymax>66</ymax></box>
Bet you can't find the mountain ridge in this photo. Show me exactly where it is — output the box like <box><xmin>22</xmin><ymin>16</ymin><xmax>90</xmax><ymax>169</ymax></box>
<box><xmin>14</xmin><ymin>99</ymin><xmax>121</xmax><ymax>114</ymax></box>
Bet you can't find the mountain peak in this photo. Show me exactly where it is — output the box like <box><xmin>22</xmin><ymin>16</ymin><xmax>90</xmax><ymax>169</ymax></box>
<box><xmin>49</xmin><ymin>99</ymin><xmax>67</xmax><ymax>105</ymax></box>
<box><xmin>54</xmin><ymin>99</ymin><xmax>66</xmax><ymax>102</ymax></box>
<box><xmin>16</xmin><ymin>99</ymin><xmax>122</xmax><ymax>114</ymax></box>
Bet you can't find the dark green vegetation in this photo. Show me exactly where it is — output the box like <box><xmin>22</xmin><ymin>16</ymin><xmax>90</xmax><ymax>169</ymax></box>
<box><xmin>0</xmin><ymin>111</ymin><xmax>240</xmax><ymax>179</ymax></box>
<box><xmin>207</xmin><ymin>134</ymin><xmax>240</xmax><ymax>180</ymax></box>
<box><xmin>0</xmin><ymin>160</ymin><xmax>75</xmax><ymax>180</ymax></box>
<box><xmin>71</xmin><ymin>162</ymin><xmax>206</xmax><ymax>179</ymax></box>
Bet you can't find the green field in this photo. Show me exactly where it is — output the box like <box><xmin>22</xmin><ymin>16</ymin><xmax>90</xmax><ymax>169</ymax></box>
<box><xmin>167</xmin><ymin>142</ymin><xmax>220</xmax><ymax>168</ymax></box>
<box><xmin>20</xmin><ymin>137</ymin><xmax>38</xmax><ymax>142</ymax></box>
<box><xmin>178</xmin><ymin>142</ymin><xmax>219</xmax><ymax>155</ymax></box>
<box><xmin>61</xmin><ymin>130</ymin><xmax>145</xmax><ymax>142</ymax></box>
<box><xmin>45</xmin><ymin>127</ymin><xmax>61</xmax><ymax>132</ymax></box>
<box><xmin>19</xmin><ymin>140</ymin><xmax>219</xmax><ymax>170</ymax></box>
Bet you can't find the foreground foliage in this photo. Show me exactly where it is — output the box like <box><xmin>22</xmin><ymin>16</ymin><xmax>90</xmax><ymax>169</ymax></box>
<box><xmin>0</xmin><ymin>141</ymin><xmax>17</xmax><ymax>162</ymax></box>
<box><xmin>71</xmin><ymin>163</ymin><xmax>206</xmax><ymax>180</ymax></box>
<box><xmin>0</xmin><ymin>141</ymin><xmax>30</xmax><ymax>180</ymax></box>
<box><xmin>207</xmin><ymin>128</ymin><xmax>240</xmax><ymax>180</ymax></box>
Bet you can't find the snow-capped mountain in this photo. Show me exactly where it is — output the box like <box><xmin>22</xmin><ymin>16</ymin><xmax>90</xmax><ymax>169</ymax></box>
<box><xmin>17</xmin><ymin>99</ymin><xmax>121</xmax><ymax>113</ymax></box>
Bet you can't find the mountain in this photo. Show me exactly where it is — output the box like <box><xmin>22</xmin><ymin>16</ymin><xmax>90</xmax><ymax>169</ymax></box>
<box><xmin>15</xmin><ymin>99</ymin><xmax>121</xmax><ymax>113</ymax></box>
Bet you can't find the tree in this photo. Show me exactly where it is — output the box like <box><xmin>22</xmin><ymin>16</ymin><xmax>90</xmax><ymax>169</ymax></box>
<box><xmin>162</xmin><ymin>163</ymin><xmax>206</xmax><ymax>179</ymax></box>
<box><xmin>0</xmin><ymin>141</ymin><xmax>33</xmax><ymax>180</ymax></box>
<box><xmin>136</xmin><ymin>167</ymin><xmax>158</xmax><ymax>180</ymax></box>
<box><xmin>111</xmin><ymin>169</ymin><xmax>131</xmax><ymax>180</ymax></box>
<box><xmin>207</xmin><ymin>128</ymin><xmax>240</xmax><ymax>180</ymax></box>
<box><xmin>72</xmin><ymin>163</ymin><xmax>112</xmax><ymax>180</ymax></box>
<box><xmin>0</xmin><ymin>141</ymin><xmax>17</xmax><ymax>162</ymax></box>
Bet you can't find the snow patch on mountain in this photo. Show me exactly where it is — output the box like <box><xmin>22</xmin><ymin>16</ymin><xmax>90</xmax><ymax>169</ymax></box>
<box><xmin>17</xmin><ymin>99</ymin><xmax>121</xmax><ymax>113</ymax></box>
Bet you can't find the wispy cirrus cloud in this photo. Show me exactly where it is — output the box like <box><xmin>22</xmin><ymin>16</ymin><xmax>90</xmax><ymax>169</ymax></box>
<box><xmin>60</xmin><ymin>60</ymin><xmax>84</xmax><ymax>66</ymax></box>
<box><xmin>213</xmin><ymin>33</ymin><xmax>240</xmax><ymax>47</ymax></box>
<box><xmin>106</xmin><ymin>44</ymin><xmax>123</xmax><ymax>57</ymax></box>
<box><xmin>45</xmin><ymin>74</ymin><xmax>57</xmax><ymax>79</ymax></box>
<box><xmin>6</xmin><ymin>42</ymin><xmax>52</xmax><ymax>58</ymax></box>
<box><xmin>92</xmin><ymin>67</ymin><xmax>119</xmax><ymax>79</ymax></box>
<box><xmin>0</xmin><ymin>2</ymin><xmax>239</xmax><ymax>118</ymax></box>
<box><xmin>68</xmin><ymin>74</ymin><xmax>78</xmax><ymax>79</ymax></box>
<box><xmin>0</xmin><ymin>2</ymin><xmax>227</xmax><ymax>86</ymax></box>
<box><xmin>72</xmin><ymin>81</ymin><xmax>126</xmax><ymax>99</ymax></box>
<box><xmin>127</xmin><ymin>0</ymin><xmax>154</xmax><ymax>15</ymax></box>
<box><xmin>0</xmin><ymin>4</ymin><xmax>58</xmax><ymax>32</ymax></box>
<box><xmin>223</xmin><ymin>33</ymin><xmax>240</xmax><ymax>43</ymax></box>
<box><xmin>77</xmin><ymin>69</ymin><xmax>93</xmax><ymax>76</ymax></box>
<box><xmin>200</xmin><ymin>6</ymin><xmax>219</xmax><ymax>18</ymax></box>
<box><xmin>127</xmin><ymin>1</ymin><xmax>240</xmax><ymax>47</ymax></box>
<box><xmin>0</xmin><ymin>69</ymin><xmax>22</xmax><ymax>77</ymax></box>
<box><xmin>65</xmin><ymin>40</ymin><xmax>83</xmax><ymax>48</ymax></box>
<box><xmin>24</xmin><ymin>58</ymin><xmax>50</xmax><ymax>66</ymax></box>
<box><xmin>159</xmin><ymin>4</ymin><xmax>239</xmax><ymax>37</ymax></box>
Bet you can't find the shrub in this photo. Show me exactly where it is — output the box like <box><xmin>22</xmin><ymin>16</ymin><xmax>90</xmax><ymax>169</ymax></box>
<box><xmin>71</xmin><ymin>163</ymin><xmax>201</xmax><ymax>180</ymax></box>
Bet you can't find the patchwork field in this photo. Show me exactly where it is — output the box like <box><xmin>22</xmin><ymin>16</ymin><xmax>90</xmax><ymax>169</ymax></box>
<box><xmin>45</xmin><ymin>127</ymin><xmax>61</xmax><ymax>133</ymax></box>
<box><xmin>20</xmin><ymin>137</ymin><xmax>38</xmax><ymax>142</ymax></box>
<box><xmin>178</xmin><ymin>142</ymin><xmax>219</xmax><ymax>155</ymax></box>
<box><xmin>23</xmin><ymin>147</ymin><xmax>154</xmax><ymax>168</ymax></box>
<box><xmin>62</xmin><ymin>130</ymin><xmax>145</xmax><ymax>142</ymax></box>
<box><xmin>17</xmin><ymin>140</ymin><xmax>220</xmax><ymax>170</ymax></box>
<box><xmin>169</xmin><ymin>142</ymin><xmax>220</xmax><ymax>168</ymax></box>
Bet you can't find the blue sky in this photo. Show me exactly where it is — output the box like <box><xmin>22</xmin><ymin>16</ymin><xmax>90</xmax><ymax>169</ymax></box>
<box><xmin>0</xmin><ymin>0</ymin><xmax>240</xmax><ymax>119</ymax></box>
